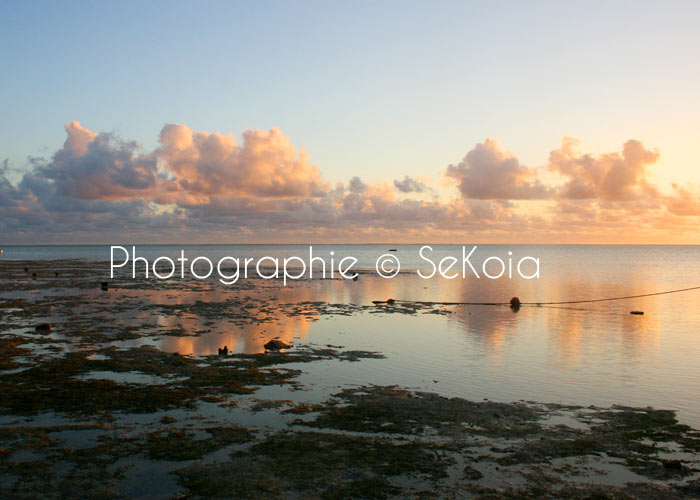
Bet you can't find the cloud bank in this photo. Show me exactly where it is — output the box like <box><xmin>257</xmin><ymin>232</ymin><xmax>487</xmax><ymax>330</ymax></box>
<box><xmin>1</xmin><ymin>122</ymin><xmax>699</xmax><ymax>243</ymax></box>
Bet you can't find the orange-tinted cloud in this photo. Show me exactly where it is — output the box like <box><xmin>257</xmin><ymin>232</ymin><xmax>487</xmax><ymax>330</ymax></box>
<box><xmin>664</xmin><ymin>183</ymin><xmax>700</xmax><ymax>216</ymax></box>
<box><xmin>158</xmin><ymin>124</ymin><xmax>328</xmax><ymax>203</ymax></box>
<box><xmin>549</xmin><ymin>137</ymin><xmax>660</xmax><ymax>202</ymax></box>
<box><xmin>2</xmin><ymin>122</ymin><xmax>700</xmax><ymax>243</ymax></box>
<box><xmin>445</xmin><ymin>138</ymin><xmax>551</xmax><ymax>200</ymax></box>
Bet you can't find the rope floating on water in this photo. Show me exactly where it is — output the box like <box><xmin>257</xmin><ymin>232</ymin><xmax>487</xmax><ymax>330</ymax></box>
<box><xmin>382</xmin><ymin>284</ymin><xmax>700</xmax><ymax>308</ymax></box>
<box><xmin>522</xmin><ymin>284</ymin><xmax>700</xmax><ymax>306</ymax></box>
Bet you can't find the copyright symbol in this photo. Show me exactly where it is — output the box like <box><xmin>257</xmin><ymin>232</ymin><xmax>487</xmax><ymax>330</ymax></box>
<box><xmin>375</xmin><ymin>254</ymin><xmax>400</xmax><ymax>278</ymax></box>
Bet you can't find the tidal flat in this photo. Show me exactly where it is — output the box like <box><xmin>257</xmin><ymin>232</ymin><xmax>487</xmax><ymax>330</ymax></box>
<box><xmin>1</xmin><ymin>260</ymin><xmax>699</xmax><ymax>499</ymax></box>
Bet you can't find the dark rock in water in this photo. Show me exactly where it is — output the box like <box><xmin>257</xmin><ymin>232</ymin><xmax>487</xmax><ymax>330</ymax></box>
<box><xmin>389</xmin><ymin>249</ymin><xmax>397</xmax><ymax>252</ymax></box>
<box><xmin>55</xmin><ymin>272</ymin><xmax>60</xmax><ymax>277</ymax></box>
<box><xmin>463</xmin><ymin>464</ymin><xmax>483</xmax><ymax>480</ymax></box>
<box><xmin>218</xmin><ymin>346</ymin><xmax>228</xmax><ymax>356</ymax></box>
<box><xmin>101</xmin><ymin>281</ymin><xmax>109</xmax><ymax>291</ymax></box>
<box><xmin>510</xmin><ymin>297</ymin><xmax>521</xmax><ymax>310</ymax></box>
<box><xmin>630</xmin><ymin>310</ymin><xmax>644</xmax><ymax>315</ymax></box>
<box><xmin>352</xmin><ymin>275</ymin><xmax>359</xmax><ymax>281</ymax></box>
<box><xmin>24</xmin><ymin>267</ymin><xmax>29</xmax><ymax>272</ymax></box>
<box><xmin>32</xmin><ymin>272</ymin><xmax>38</xmax><ymax>280</ymax></box>
<box><xmin>663</xmin><ymin>459</ymin><xmax>683</xmax><ymax>469</ymax></box>
<box><xmin>35</xmin><ymin>323</ymin><xmax>52</xmax><ymax>333</ymax></box>
<box><xmin>386</xmin><ymin>298</ymin><xmax>395</xmax><ymax>305</ymax></box>
<box><xmin>264</xmin><ymin>339</ymin><xmax>291</xmax><ymax>351</ymax></box>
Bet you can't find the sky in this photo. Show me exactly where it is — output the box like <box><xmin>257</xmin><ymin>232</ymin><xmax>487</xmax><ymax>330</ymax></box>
<box><xmin>1</xmin><ymin>0</ymin><xmax>700</xmax><ymax>244</ymax></box>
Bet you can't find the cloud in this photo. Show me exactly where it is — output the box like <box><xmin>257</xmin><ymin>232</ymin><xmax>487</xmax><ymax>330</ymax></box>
<box><xmin>36</xmin><ymin>121</ymin><xmax>160</xmax><ymax>201</ymax></box>
<box><xmin>664</xmin><ymin>183</ymin><xmax>700</xmax><ymax>216</ymax></box>
<box><xmin>2</xmin><ymin>122</ymin><xmax>700</xmax><ymax>244</ymax></box>
<box><xmin>157</xmin><ymin>124</ymin><xmax>328</xmax><ymax>203</ymax></box>
<box><xmin>346</xmin><ymin>176</ymin><xmax>367</xmax><ymax>194</ymax></box>
<box><xmin>445</xmin><ymin>138</ymin><xmax>552</xmax><ymax>200</ymax></box>
<box><xmin>549</xmin><ymin>137</ymin><xmax>660</xmax><ymax>202</ymax></box>
<box><xmin>394</xmin><ymin>176</ymin><xmax>428</xmax><ymax>193</ymax></box>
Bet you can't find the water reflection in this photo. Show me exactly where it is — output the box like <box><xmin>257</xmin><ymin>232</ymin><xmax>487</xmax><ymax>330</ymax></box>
<box><xmin>157</xmin><ymin>314</ymin><xmax>312</xmax><ymax>355</ymax></box>
<box><xmin>2</xmin><ymin>249</ymin><xmax>700</xmax><ymax>424</ymax></box>
<box><xmin>90</xmin><ymin>268</ymin><xmax>671</xmax><ymax>364</ymax></box>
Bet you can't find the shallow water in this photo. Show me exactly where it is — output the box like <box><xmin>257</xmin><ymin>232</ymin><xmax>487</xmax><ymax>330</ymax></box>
<box><xmin>2</xmin><ymin>244</ymin><xmax>700</xmax><ymax>427</ymax></box>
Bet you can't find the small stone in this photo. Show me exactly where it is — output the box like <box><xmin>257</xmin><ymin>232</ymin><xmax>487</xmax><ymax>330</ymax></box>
<box><xmin>463</xmin><ymin>465</ymin><xmax>483</xmax><ymax>480</ymax></box>
<box><xmin>663</xmin><ymin>459</ymin><xmax>683</xmax><ymax>469</ymax></box>
<box><xmin>264</xmin><ymin>339</ymin><xmax>291</xmax><ymax>351</ymax></box>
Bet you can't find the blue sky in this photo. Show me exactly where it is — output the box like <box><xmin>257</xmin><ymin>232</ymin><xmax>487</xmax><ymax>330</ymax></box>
<box><xmin>2</xmin><ymin>1</ymin><xmax>700</xmax><ymax>244</ymax></box>
<box><xmin>2</xmin><ymin>0</ymin><xmax>699</xmax><ymax>187</ymax></box>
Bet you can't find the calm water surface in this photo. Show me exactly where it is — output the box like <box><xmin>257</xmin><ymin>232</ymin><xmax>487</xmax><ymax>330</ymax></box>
<box><xmin>2</xmin><ymin>244</ymin><xmax>700</xmax><ymax>425</ymax></box>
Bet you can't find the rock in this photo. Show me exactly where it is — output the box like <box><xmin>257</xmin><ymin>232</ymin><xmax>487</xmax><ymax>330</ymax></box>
<box><xmin>386</xmin><ymin>298</ymin><xmax>395</xmax><ymax>305</ymax></box>
<box><xmin>35</xmin><ymin>323</ymin><xmax>52</xmax><ymax>332</ymax></box>
<box><xmin>101</xmin><ymin>281</ymin><xmax>109</xmax><ymax>291</ymax></box>
<box><xmin>23</xmin><ymin>267</ymin><xmax>29</xmax><ymax>272</ymax></box>
<box><xmin>218</xmin><ymin>345</ymin><xmax>229</xmax><ymax>356</ymax></box>
<box><xmin>264</xmin><ymin>339</ymin><xmax>291</xmax><ymax>351</ymax></box>
<box><xmin>463</xmin><ymin>464</ymin><xmax>483</xmax><ymax>480</ymax></box>
<box><xmin>510</xmin><ymin>297</ymin><xmax>521</xmax><ymax>310</ymax></box>
<box><xmin>55</xmin><ymin>271</ymin><xmax>59</xmax><ymax>277</ymax></box>
<box><xmin>352</xmin><ymin>275</ymin><xmax>359</xmax><ymax>281</ymax></box>
<box><xmin>663</xmin><ymin>459</ymin><xmax>683</xmax><ymax>469</ymax></box>
<box><xmin>32</xmin><ymin>272</ymin><xmax>38</xmax><ymax>280</ymax></box>
<box><xmin>630</xmin><ymin>310</ymin><xmax>644</xmax><ymax>315</ymax></box>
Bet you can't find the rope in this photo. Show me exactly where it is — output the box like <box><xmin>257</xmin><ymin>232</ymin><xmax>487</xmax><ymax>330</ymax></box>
<box><xmin>390</xmin><ymin>284</ymin><xmax>700</xmax><ymax>307</ymax></box>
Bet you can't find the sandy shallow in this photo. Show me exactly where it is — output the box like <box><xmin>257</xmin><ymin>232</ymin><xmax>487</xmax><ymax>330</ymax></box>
<box><xmin>0</xmin><ymin>260</ymin><xmax>699</xmax><ymax>499</ymax></box>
